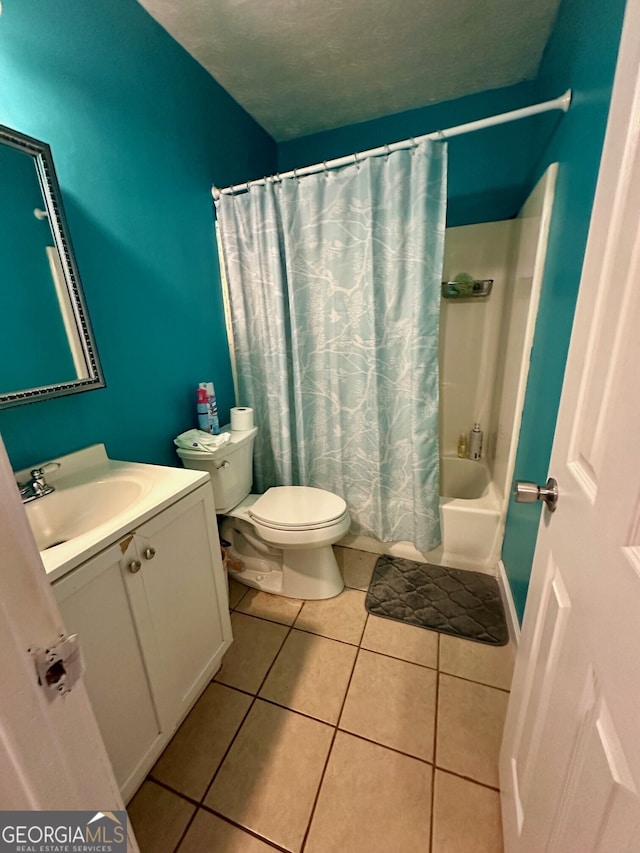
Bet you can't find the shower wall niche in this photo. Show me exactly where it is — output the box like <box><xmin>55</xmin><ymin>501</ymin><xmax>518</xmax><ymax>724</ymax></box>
<box><xmin>439</xmin><ymin>164</ymin><xmax>558</xmax><ymax>515</ymax></box>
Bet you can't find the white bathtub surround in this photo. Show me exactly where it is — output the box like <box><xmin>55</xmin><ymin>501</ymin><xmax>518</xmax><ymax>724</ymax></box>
<box><xmin>490</xmin><ymin>165</ymin><xmax>557</xmax><ymax>513</ymax></box>
<box><xmin>411</xmin><ymin>165</ymin><xmax>558</xmax><ymax>579</ymax></box>
<box><xmin>440</xmin><ymin>166</ymin><xmax>557</xmax><ymax>513</ymax></box>
<box><xmin>440</xmin><ymin>220</ymin><xmax>514</xmax><ymax>460</ymax></box>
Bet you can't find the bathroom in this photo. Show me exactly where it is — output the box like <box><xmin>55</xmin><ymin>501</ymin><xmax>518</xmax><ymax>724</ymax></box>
<box><xmin>0</xmin><ymin>0</ymin><xmax>631</xmax><ymax>850</ymax></box>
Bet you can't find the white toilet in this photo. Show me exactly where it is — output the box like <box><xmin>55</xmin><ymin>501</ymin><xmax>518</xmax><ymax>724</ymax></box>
<box><xmin>176</xmin><ymin>426</ymin><xmax>349</xmax><ymax>599</ymax></box>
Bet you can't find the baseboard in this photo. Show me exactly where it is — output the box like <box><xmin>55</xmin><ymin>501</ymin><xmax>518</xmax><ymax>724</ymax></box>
<box><xmin>497</xmin><ymin>559</ymin><xmax>520</xmax><ymax>646</ymax></box>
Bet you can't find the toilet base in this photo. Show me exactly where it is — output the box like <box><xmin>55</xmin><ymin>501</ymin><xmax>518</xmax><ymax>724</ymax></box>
<box><xmin>282</xmin><ymin>546</ymin><xmax>344</xmax><ymax>599</ymax></box>
<box><xmin>221</xmin><ymin>517</ymin><xmax>344</xmax><ymax>600</ymax></box>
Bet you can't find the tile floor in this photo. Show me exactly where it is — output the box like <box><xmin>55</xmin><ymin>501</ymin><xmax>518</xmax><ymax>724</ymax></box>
<box><xmin>128</xmin><ymin>546</ymin><xmax>515</xmax><ymax>853</ymax></box>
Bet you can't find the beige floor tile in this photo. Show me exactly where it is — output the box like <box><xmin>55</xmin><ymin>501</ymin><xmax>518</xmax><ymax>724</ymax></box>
<box><xmin>228</xmin><ymin>578</ymin><xmax>248</xmax><ymax>610</ymax></box>
<box><xmin>151</xmin><ymin>683</ymin><xmax>252</xmax><ymax>801</ymax></box>
<box><xmin>215</xmin><ymin>613</ymin><xmax>288</xmax><ymax>694</ymax></box>
<box><xmin>260</xmin><ymin>629</ymin><xmax>357</xmax><ymax>723</ymax></box>
<box><xmin>340</xmin><ymin>649</ymin><xmax>436</xmax><ymax>760</ymax></box>
<box><xmin>178</xmin><ymin>810</ymin><xmax>275</xmax><ymax>853</ymax></box>
<box><xmin>205</xmin><ymin>700</ymin><xmax>333</xmax><ymax>853</ymax></box>
<box><xmin>361</xmin><ymin>614</ymin><xmax>438</xmax><ymax>668</ymax></box>
<box><xmin>440</xmin><ymin>634</ymin><xmax>515</xmax><ymax>690</ymax></box>
<box><xmin>432</xmin><ymin>770</ymin><xmax>504</xmax><ymax>853</ymax></box>
<box><xmin>305</xmin><ymin>731</ymin><xmax>431</xmax><ymax>853</ymax></box>
<box><xmin>334</xmin><ymin>546</ymin><xmax>378</xmax><ymax>590</ymax></box>
<box><xmin>236</xmin><ymin>588</ymin><xmax>303</xmax><ymax>625</ymax></box>
<box><xmin>436</xmin><ymin>673</ymin><xmax>509</xmax><ymax>787</ymax></box>
<box><xmin>294</xmin><ymin>588</ymin><xmax>367</xmax><ymax>644</ymax></box>
<box><xmin>128</xmin><ymin>780</ymin><xmax>195</xmax><ymax>853</ymax></box>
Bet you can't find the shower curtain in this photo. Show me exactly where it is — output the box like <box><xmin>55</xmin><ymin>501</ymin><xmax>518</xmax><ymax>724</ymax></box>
<box><xmin>216</xmin><ymin>139</ymin><xmax>447</xmax><ymax>551</ymax></box>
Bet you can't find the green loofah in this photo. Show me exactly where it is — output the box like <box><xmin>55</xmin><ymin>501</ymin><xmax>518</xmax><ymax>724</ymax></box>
<box><xmin>453</xmin><ymin>272</ymin><xmax>475</xmax><ymax>296</ymax></box>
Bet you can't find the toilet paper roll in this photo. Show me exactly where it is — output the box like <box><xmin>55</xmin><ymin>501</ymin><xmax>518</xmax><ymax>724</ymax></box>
<box><xmin>230</xmin><ymin>406</ymin><xmax>254</xmax><ymax>431</ymax></box>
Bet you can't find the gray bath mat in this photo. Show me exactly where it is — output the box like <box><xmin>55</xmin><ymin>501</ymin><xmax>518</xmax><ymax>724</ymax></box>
<box><xmin>365</xmin><ymin>556</ymin><xmax>509</xmax><ymax>646</ymax></box>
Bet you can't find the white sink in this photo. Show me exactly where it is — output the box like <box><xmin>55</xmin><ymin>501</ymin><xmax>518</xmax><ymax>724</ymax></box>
<box><xmin>15</xmin><ymin>444</ymin><xmax>211</xmax><ymax>582</ymax></box>
<box><xmin>26</xmin><ymin>476</ymin><xmax>144</xmax><ymax>551</ymax></box>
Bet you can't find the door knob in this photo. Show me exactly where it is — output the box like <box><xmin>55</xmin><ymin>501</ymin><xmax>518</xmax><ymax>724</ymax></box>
<box><xmin>514</xmin><ymin>477</ymin><xmax>559</xmax><ymax>512</ymax></box>
<box><xmin>143</xmin><ymin>547</ymin><xmax>156</xmax><ymax>560</ymax></box>
<box><xmin>128</xmin><ymin>559</ymin><xmax>142</xmax><ymax>573</ymax></box>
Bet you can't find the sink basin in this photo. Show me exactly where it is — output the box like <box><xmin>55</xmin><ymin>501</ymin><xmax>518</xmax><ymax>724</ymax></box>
<box><xmin>26</xmin><ymin>477</ymin><xmax>144</xmax><ymax>551</ymax></box>
<box><xmin>15</xmin><ymin>443</ymin><xmax>211</xmax><ymax>582</ymax></box>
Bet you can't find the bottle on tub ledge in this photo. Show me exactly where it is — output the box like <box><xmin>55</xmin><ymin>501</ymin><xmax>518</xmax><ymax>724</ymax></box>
<box><xmin>457</xmin><ymin>432</ymin><xmax>468</xmax><ymax>458</ymax></box>
<box><xmin>469</xmin><ymin>422</ymin><xmax>483</xmax><ymax>461</ymax></box>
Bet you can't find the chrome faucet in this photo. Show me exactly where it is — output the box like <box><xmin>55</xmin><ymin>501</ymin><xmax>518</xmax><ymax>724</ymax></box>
<box><xmin>18</xmin><ymin>462</ymin><xmax>61</xmax><ymax>503</ymax></box>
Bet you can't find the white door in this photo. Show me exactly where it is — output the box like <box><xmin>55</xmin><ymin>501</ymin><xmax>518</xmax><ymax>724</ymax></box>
<box><xmin>499</xmin><ymin>1</ymin><xmax>640</xmax><ymax>850</ymax></box>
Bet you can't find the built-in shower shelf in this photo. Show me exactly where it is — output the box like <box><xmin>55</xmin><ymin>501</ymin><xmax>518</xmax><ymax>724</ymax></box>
<box><xmin>441</xmin><ymin>279</ymin><xmax>493</xmax><ymax>299</ymax></box>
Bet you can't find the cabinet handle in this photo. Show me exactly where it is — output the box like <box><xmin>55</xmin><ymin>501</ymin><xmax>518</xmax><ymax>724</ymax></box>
<box><xmin>143</xmin><ymin>547</ymin><xmax>156</xmax><ymax>560</ymax></box>
<box><xmin>128</xmin><ymin>559</ymin><xmax>142</xmax><ymax>573</ymax></box>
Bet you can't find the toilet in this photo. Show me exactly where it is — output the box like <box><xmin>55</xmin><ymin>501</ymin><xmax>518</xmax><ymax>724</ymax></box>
<box><xmin>176</xmin><ymin>426</ymin><xmax>349</xmax><ymax>599</ymax></box>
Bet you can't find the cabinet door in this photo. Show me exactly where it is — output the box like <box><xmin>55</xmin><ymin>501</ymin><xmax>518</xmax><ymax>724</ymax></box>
<box><xmin>125</xmin><ymin>485</ymin><xmax>232</xmax><ymax>728</ymax></box>
<box><xmin>53</xmin><ymin>539</ymin><xmax>162</xmax><ymax>800</ymax></box>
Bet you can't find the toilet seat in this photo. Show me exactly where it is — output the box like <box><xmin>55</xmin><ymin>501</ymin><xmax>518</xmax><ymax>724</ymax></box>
<box><xmin>249</xmin><ymin>486</ymin><xmax>348</xmax><ymax>531</ymax></box>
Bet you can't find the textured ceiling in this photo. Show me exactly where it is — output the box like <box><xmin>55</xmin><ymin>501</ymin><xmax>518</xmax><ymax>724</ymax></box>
<box><xmin>137</xmin><ymin>0</ymin><xmax>561</xmax><ymax>141</ymax></box>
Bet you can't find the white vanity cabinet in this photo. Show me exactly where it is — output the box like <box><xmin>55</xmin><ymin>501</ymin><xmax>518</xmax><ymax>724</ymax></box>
<box><xmin>121</xmin><ymin>485</ymin><xmax>231</xmax><ymax>728</ymax></box>
<box><xmin>53</xmin><ymin>482</ymin><xmax>231</xmax><ymax>802</ymax></box>
<box><xmin>53</xmin><ymin>538</ymin><xmax>162</xmax><ymax>799</ymax></box>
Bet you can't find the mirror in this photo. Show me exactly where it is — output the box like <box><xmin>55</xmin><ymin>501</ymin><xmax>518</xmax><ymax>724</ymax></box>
<box><xmin>0</xmin><ymin>124</ymin><xmax>104</xmax><ymax>408</ymax></box>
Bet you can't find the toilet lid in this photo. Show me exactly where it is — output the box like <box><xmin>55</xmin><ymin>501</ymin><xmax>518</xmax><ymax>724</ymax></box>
<box><xmin>249</xmin><ymin>486</ymin><xmax>347</xmax><ymax>529</ymax></box>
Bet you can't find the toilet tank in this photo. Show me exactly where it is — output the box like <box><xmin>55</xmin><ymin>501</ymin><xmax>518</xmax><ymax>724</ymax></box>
<box><xmin>176</xmin><ymin>426</ymin><xmax>257</xmax><ymax>513</ymax></box>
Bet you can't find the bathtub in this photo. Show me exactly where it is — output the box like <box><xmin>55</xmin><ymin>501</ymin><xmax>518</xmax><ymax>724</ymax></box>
<box><xmin>436</xmin><ymin>456</ymin><xmax>503</xmax><ymax>572</ymax></box>
<box><xmin>341</xmin><ymin>455</ymin><xmax>503</xmax><ymax>574</ymax></box>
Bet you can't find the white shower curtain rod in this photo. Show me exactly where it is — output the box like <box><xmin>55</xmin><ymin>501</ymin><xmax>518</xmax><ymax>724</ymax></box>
<box><xmin>212</xmin><ymin>89</ymin><xmax>571</xmax><ymax>199</ymax></box>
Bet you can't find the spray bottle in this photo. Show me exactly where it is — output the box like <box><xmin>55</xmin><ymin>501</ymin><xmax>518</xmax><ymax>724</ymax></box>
<box><xmin>197</xmin><ymin>387</ymin><xmax>210</xmax><ymax>432</ymax></box>
<box><xmin>469</xmin><ymin>423</ymin><xmax>483</xmax><ymax>461</ymax></box>
<box><xmin>199</xmin><ymin>381</ymin><xmax>220</xmax><ymax>435</ymax></box>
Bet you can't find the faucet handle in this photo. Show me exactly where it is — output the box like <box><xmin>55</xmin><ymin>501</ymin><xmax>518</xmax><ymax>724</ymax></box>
<box><xmin>31</xmin><ymin>461</ymin><xmax>61</xmax><ymax>479</ymax></box>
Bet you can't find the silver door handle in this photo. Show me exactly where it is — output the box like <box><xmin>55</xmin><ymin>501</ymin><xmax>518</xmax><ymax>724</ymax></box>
<box><xmin>514</xmin><ymin>477</ymin><xmax>559</xmax><ymax>512</ymax></box>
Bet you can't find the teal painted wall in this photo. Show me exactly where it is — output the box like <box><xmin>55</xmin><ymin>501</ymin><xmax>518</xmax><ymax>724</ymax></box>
<box><xmin>502</xmin><ymin>0</ymin><xmax>627</xmax><ymax>620</ymax></box>
<box><xmin>0</xmin><ymin>0</ymin><xmax>276</xmax><ymax>471</ymax></box>
<box><xmin>279</xmin><ymin>81</ymin><xmax>556</xmax><ymax>227</ymax></box>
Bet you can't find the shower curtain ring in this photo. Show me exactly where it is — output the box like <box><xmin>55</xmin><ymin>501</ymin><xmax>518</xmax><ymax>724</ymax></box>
<box><xmin>354</xmin><ymin>151</ymin><xmax>360</xmax><ymax>168</ymax></box>
<box><xmin>245</xmin><ymin>180</ymin><xmax>251</xmax><ymax>193</ymax></box>
<box><xmin>384</xmin><ymin>144</ymin><xmax>391</xmax><ymax>159</ymax></box>
<box><xmin>294</xmin><ymin>167</ymin><xmax>299</xmax><ymax>182</ymax></box>
<box><xmin>323</xmin><ymin>160</ymin><xmax>328</xmax><ymax>177</ymax></box>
